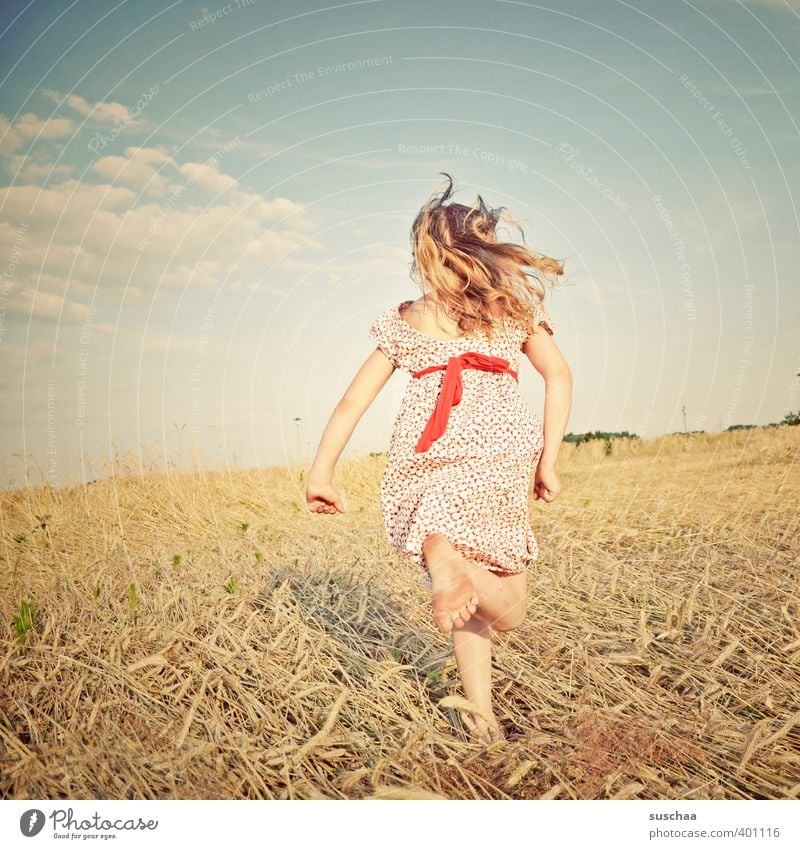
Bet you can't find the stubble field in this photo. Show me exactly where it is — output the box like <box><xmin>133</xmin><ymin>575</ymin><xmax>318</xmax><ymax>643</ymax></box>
<box><xmin>1</xmin><ymin>426</ymin><xmax>798</xmax><ymax>799</ymax></box>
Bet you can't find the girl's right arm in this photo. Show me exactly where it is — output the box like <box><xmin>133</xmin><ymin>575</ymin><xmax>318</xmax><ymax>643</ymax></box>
<box><xmin>522</xmin><ymin>330</ymin><xmax>573</xmax><ymax>502</ymax></box>
<box><xmin>307</xmin><ymin>348</ymin><xmax>395</xmax><ymax>513</ymax></box>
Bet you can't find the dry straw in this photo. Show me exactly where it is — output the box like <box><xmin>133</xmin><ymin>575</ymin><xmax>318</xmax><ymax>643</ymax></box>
<box><xmin>1</xmin><ymin>426</ymin><xmax>798</xmax><ymax>799</ymax></box>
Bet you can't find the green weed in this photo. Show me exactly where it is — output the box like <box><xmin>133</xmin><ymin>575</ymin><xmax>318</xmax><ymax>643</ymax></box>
<box><xmin>11</xmin><ymin>599</ymin><xmax>37</xmax><ymax>647</ymax></box>
<box><xmin>128</xmin><ymin>583</ymin><xmax>138</xmax><ymax>612</ymax></box>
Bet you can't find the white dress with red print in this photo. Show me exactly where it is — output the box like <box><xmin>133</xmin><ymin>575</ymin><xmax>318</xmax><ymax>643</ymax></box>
<box><xmin>368</xmin><ymin>298</ymin><xmax>554</xmax><ymax>588</ymax></box>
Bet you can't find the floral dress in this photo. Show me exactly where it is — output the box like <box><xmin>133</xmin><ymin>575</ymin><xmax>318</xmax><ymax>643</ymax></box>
<box><xmin>368</xmin><ymin>298</ymin><xmax>554</xmax><ymax>588</ymax></box>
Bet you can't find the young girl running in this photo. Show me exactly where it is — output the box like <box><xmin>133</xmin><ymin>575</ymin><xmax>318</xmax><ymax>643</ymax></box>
<box><xmin>306</xmin><ymin>173</ymin><xmax>573</xmax><ymax>745</ymax></box>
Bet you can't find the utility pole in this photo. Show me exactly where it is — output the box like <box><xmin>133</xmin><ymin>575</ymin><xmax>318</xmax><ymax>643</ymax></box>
<box><xmin>682</xmin><ymin>405</ymin><xmax>687</xmax><ymax>433</ymax></box>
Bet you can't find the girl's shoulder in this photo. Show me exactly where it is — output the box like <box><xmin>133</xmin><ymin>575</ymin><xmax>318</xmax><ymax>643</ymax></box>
<box><xmin>402</xmin><ymin>295</ymin><xmax>553</xmax><ymax>340</ymax></box>
<box><xmin>369</xmin><ymin>301</ymin><xmax>408</xmax><ymax>341</ymax></box>
<box><xmin>398</xmin><ymin>297</ymin><xmax>473</xmax><ymax>341</ymax></box>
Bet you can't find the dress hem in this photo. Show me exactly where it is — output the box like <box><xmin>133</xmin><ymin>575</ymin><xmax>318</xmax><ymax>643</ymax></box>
<box><xmin>390</xmin><ymin>531</ymin><xmax>537</xmax><ymax>589</ymax></box>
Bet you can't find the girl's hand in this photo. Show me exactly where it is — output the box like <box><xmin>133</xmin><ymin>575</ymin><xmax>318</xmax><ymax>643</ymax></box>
<box><xmin>306</xmin><ymin>480</ymin><xmax>346</xmax><ymax>514</ymax></box>
<box><xmin>532</xmin><ymin>463</ymin><xmax>561</xmax><ymax>503</ymax></box>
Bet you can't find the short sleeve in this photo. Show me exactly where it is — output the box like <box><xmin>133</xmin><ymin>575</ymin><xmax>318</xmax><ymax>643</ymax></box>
<box><xmin>534</xmin><ymin>301</ymin><xmax>554</xmax><ymax>336</ymax></box>
<box><xmin>368</xmin><ymin>308</ymin><xmax>400</xmax><ymax>368</ymax></box>
<box><xmin>517</xmin><ymin>301</ymin><xmax>554</xmax><ymax>345</ymax></box>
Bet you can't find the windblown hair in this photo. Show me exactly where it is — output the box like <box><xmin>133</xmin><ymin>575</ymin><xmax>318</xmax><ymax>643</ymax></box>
<box><xmin>409</xmin><ymin>172</ymin><xmax>567</xmax><ymax>341</ymax></box>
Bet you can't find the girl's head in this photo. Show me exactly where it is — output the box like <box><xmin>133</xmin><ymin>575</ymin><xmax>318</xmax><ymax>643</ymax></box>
<box><xmin>409</xmin><ymin>172</ymin><xmax>566</xmax><ymax>339</ymax></box>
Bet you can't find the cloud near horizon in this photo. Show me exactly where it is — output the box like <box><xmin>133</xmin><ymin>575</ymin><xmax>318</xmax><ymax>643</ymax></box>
<box><xmin>0</xmin><ymin>110</ymin><xmax>323</xmax><ymax>329</ymax></box>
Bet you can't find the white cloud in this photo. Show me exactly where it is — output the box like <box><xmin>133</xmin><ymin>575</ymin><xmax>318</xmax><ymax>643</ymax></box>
<box><xmin>91</xmin><ymin>145</ymin><xmax>175</xmax><ymax>196</ymax></box>
<box><xmin>0</xmin><ymin>141</ymin><xmax>320</xmax><ymax>325</ymax></box>
<box><xmin>2</xmin><ymin>153</ymin><xmax>73</xmax><ymax>182</ymax></box>
<box><xmin>41</xmin><ymin>88</ymin><xmax>133</xmax><ymax>124</ymax></box>
<box><xmin>18</xmin><ymin>287</ymin><xmax>91</xmax><ymax>322</ymax></box>
<box><xmin>0</xmin><ymin>179</ymin><xmax>136</xmax><ymax>223</ymax></box>
<box><xmin>178</xmin><ymin>157</ymin><xmax>239</xmax><ymax>195</ymax></box>
<box><xmin>68</xmin><ymin>93</ymin><xmax>130</xmax><ymax>124</ymax></box>
<box><xmin>0</xmin><ymin>112</ymin><xmax>77</xmax><ymax>154</ymax></box>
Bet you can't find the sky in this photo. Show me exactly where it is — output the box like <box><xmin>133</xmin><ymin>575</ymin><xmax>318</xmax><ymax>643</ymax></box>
<box><xmin>1</xmin><ymin>0</ymin><xmax>799</xmax><ymax>489</ymax></box>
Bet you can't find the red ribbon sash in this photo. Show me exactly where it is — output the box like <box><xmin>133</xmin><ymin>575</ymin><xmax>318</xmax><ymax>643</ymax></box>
<box><xmin>411</xmin><ymin>352</ymin><xmax>518</xmax><ymax>452</ymax></box>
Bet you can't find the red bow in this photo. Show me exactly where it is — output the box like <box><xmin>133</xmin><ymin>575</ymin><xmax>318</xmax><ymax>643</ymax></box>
<box><xmin>411</xmin><ymin>352</ymin><xmax>518</xmax><ymax>452</ymax></box>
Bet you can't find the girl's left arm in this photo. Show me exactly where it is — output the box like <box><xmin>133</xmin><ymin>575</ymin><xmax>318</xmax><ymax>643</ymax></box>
<box><xmin>307</xmin><ymin>349</ymin><xmax>395</xmax><ymax>491</ymax></box>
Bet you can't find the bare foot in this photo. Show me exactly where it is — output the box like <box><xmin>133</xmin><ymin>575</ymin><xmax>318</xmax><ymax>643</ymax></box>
<box><xmin>462</xmin><ymin>711</ymin><xmax>505</xmax><ymax>745</ymax></box>
<box><xmin>425</xmin><ymin>554</ymin><xmax>479</xmax><ymax>633</ymax></box>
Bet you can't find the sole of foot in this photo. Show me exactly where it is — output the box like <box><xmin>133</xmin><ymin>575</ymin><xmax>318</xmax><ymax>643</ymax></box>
<box><xmin>426</xmin><ymin>557</ymin><xmax>479</xmax><ymax>633</ymax></box>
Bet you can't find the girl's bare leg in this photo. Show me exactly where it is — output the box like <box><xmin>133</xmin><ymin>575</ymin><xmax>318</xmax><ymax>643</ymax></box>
<box><xmin>461</xmin><ymin>563</ymin><xmax>527</xmax><ymax>632</ymax></box>
<box><xmin>423</xmin><ymin>533</ymin><xmax>526</xmax><ymax>745</ymax></box>
<box><xmin>451</xmin><ymin>614</ymin><xmax>503</xmax><ymax>744</ymax></box>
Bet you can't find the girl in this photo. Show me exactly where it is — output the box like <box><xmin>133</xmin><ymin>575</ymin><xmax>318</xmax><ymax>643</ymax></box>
<box><xmin>306</xmin><ymin>173</ymin><xmax>573</xmax><ymax>745</ymax></box>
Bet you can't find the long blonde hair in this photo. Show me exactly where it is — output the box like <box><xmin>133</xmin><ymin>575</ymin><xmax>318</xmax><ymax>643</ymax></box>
<box><xmin>409</xmin><ymin>173</ymin><xmax>567</xmax><ymax>341</ymax></box>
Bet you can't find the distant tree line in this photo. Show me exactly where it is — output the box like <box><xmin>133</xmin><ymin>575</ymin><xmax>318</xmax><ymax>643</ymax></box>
<box><xmin>564</xmin><ymin>430</ymin><xmax>639</xmax><ymax>445</ymax></box>
<box><xmin>727</xmin><ymin>409</ymin><xmax>799</xmax><ymax>430</ymax></box>
<box><xmin>365</xmin><ymin>410</ymin><xmax>800</xmax><ymax>460</ymax></box>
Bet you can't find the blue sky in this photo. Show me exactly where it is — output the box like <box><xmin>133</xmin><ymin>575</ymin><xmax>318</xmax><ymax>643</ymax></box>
<box><xmin>1</xmin><ymin>0</ymin><xmax>799</xmax><ymax>488</ymax></box>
